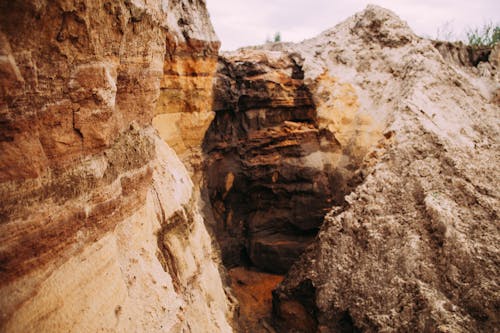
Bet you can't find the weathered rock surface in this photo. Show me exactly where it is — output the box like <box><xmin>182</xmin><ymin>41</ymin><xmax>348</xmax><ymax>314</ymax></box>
<box><xmin>204</xmin><ymin>48</ymin><xmax>385</xmax><ymax>273</ymax></box>
<box><xmin>2</xmin><ymin>1</ymin><xmax>499</xmax><ymax>332</ymax></box>
<box><xmin>268</xmin><ymin>6</ymin><xmax>500</xmax><ymax>333</ymax></box>
<box><xmin>432</xmin><ymin>41</ymin><xmax>492</xmax><ymax>68</ymax></box>
<box><xmin>152</xmin><ymin>0</ymin><xmax>220</xmax><ymax>173</ymax></box>
<box><xmin>0</xmin><ymin>0</ymin><xmax>233</xmax><ymax>332</ymax></box>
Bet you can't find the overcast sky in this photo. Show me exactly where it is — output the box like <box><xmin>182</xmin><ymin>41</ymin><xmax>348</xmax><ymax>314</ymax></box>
<box><xmin>206</xmin><ymin>0</ymin><xmax>500</xmax><ymax>50</ymax></box>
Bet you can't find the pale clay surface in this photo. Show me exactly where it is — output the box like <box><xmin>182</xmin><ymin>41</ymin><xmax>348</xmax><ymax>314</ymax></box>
<box><xmin>270</xmin><ymin>5</ymin><xmax>499</xmax><ymax>333</ymax></box>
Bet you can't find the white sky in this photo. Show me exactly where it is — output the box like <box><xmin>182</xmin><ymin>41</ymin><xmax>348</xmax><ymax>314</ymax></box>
<box><xmin>205</xmin><ymin>0</ymin><xmax>500</xmax><ymax>50</ymax></box>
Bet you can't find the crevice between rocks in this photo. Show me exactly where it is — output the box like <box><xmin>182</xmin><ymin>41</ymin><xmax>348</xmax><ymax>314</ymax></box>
<box><xmin>200</xmin><ymin>51</ymin><xmax>369</xmax><ymax>332</ymax></box>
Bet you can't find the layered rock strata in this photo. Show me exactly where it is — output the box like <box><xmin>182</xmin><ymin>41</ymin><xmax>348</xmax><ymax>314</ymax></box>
<box><xmin>269</xmin><ymin>6</ymin><xmax>500</xmax><ymax>333</ymax></box>
<box><xmin>2</xmin><ymin>1</ymin><xmax>499</xmax><ymax>332</ymax></box>
<box><xmin>0</xmin><ymin>0</ymin><xmax>233</xmax><ymax>332</ymax></box>
<box><xmin>203</xmin><ymin>50</ymin><xmax>385</xmax><ymax>273</ymax></box>
<box><xmin>152</xmin><ymin>0</ymin><xmax>220</xmax><ymax>174</ymax></box>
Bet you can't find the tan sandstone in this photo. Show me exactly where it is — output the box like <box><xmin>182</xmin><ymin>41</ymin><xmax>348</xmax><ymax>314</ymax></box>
<box><xmin>0</xmin><ymin>1</ymin><xmax>234</xmax><ymax>332</ymax></box>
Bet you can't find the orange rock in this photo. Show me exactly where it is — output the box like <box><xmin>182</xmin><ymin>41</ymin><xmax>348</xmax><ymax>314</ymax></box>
<box><xmin>0</xmin><ymin>0</ymin><xmax>233</xmax><ymax>332</ymax></box>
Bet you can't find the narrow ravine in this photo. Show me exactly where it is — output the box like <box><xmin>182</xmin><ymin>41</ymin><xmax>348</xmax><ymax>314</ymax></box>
<box><xmin>2</xmin><ymin>2</ymin><xmax>498</xmax><ymax>332</ymax></box>
<box><xmin>201</xmin><ymin>49</ymin><xmax>372</xmax><ymax>331</ymax></box>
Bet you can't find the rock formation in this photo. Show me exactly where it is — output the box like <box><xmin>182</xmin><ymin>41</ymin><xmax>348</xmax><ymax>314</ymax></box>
<box><xmin>152</xmin><ymin>0</ymin><xmax>220</xmax><ymax>173</ymax></box>
<box><xmin>0</xmin><ymin>0</ymin><xmax>233</xmax><ymax>332</ymax></box>
<box><xmin>265</xmin><ymin>6</ymin><xmax>499</xmax><ymax>333</ymax></box>
<box><xmin>204</xmin><ymin>49</ymin><xmax>385</xmax><ymax>273</ymax></box>
<box><xmin>1</xmin><ymin>1</ymin><xmax>498</xmax><ymax>332</ymax></box>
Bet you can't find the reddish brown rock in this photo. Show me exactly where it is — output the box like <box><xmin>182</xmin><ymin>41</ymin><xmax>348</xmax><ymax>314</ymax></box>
<box><xmin>203</xmin><ymin>50</ymin><xmax>371</xmax><ymax>274</ymax></box>
<box><xmin>0</xmin><ymin>0</ymin><xmax>234</xmax><ymax>331</ymax></box>
<box><xmin>228</xmin><ymin>267</ymin><xmax>284</xmax><ymax>332</ymax></box>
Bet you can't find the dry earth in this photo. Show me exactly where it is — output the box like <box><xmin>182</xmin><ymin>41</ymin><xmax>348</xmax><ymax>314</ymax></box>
<box><xmin>0</xmin><ymin>2</ymin><xmax>498</xmax><ymax>333</ymax></box>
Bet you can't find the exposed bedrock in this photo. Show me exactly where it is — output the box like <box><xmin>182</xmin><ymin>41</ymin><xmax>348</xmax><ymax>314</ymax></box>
<box><xmin>2</xmin><ymin>1</ymin><xmax>499</xmax><ymax>332</ymax></box>
<box><xmin>152</xmin><ymin>0</ymin><xmax>220</xmax><ymax>174</ymax></box>
<box><xmin>203</xmin><ymin>50</ymin><xmax>387</xmax><ymax>273</ymax></box>
<box><xmin>0</xmin><ymin>0</ymin><xmax>234</xmax><ymax>332</ymax></box>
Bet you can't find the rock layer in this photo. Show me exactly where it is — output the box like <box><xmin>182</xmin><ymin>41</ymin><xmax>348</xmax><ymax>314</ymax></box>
<box><xmin>2</xmin><ymin>2</ymin><xmax>499</xmax><ymax>332</ymax></box>
<box><xmin>152</xmin><ymin>0</ymin><xmax>220</xmax><ymax>172</ymax></box>
<box><xmin>0</xmin><ymin>1</ymin><xmax>233</xmax><ymax>332</ymax></box>
<box><xmin>270</xmin><ymin>6</ymin><xmax>500</xmax><ymax>333</ymax></box>
<box><xmin>203</xmin><ymin>50</ymin><xmax>384</xmax><ymax>273</ymax></box>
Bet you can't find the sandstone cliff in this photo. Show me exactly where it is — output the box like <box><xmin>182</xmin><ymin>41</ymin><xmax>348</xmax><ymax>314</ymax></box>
<box><xmin>204</xmin><ymin>49</ymin><xmax>382</xmax><ymax>274</ymax></box>
<box><xmin>0</xmin><ymin>1</ymin><xmax>233</xmax><ymax>332</ymax></box>
<box><xmin>2</xmin><ymin>2</ymin><xmax>499</xmax><ymax>332</ymax></box>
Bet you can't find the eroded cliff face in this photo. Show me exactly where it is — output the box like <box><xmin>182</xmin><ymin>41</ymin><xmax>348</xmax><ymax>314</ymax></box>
<box><xmin>199</xmin><ymin>5</ymin><xmax>499</xmax><ymax>333</ymax></box>
<box><xmin>205</xmin><ymin>51</ymin><xmax>338</xmax><ymax>273</ymax></box>
<box><xmin>267</xmin><ymin>6</ymin><xmax>499</xmax><ymax>333</ymax></box>
<box><xmin>152</xmin><ymin>0</ymin><xmax>220</xmax><ymax>174</ymax></box>
<box><xmin>204</xmin><ymin>49</ymin><xmax>387</xmax><ymax>274</ymax></box>
<box><xmin>2</xmin><ymin>2</ymin><xmax>499</xmax><ymax>332</ymax></box>
<box><xmin>0</xmin><ymin>1</ymin><xmax>233</xmax><ymax>332</ymax></box>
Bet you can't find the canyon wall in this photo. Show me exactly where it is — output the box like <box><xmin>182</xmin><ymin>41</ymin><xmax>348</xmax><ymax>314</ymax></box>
<box><xmin>152</xmin><ymin>0</ymin><xmax>220</xmax><ymax>174</ymax></box>
<box><xmin>0</xmin><ymin>0</ymin><xmax>233</xmax><ymax>332</ymax></box>
<box><xmin>1</xmin><ymin>2</ymin><xmax>498</xmax><ymax>332</ymax></box>
<box><xmin>204</xmin><ymin>49</ymin><xmax>386</xmax><ymax>273</ymax></box>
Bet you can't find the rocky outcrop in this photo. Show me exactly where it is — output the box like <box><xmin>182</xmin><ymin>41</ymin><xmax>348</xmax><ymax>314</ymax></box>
<box><xmin>2</xmin><ymin>1</ymin><xmax>498</xmax><ymax>332</ymax></box>
<box><xmin>152</xmin><ymin>0</ymin><xmax>220</xmax><ymax>174</ymax></box>
<box><xmin>203</xmin><ymin>49</ymin><xmax>386</xmax><ymax>273</ymax></box>
<box><xmin>0</xmin><ymin>1</ymin><xmax>233</xmax><ymax>332</ymax></box>
<box><xmin>269</xmin><ymin>6</ymin><xmax>500</xmax><ymax>333</ymax></box>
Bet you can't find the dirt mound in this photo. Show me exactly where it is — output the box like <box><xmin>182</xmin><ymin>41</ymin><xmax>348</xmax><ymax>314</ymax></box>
<box><xmin>266</xmin><ymin>5</ymin><xmax>499</xmax><ymax>332</ymax></box>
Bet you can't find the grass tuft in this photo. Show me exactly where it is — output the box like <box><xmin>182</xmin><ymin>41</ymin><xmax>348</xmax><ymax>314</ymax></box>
<box><xmin>466</xmin><ymin>23</ymin><xmax>500</xmax><ymax>47</ymax></box>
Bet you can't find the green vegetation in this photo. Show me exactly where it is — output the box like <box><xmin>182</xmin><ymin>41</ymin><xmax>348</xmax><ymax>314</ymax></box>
<box><xmin>466</xmin><ymin>23</ymin><xmax>500</xmax><ymax>47</ymax></box>
<box><xmin>266</xmin><ymin>31</ymin><xmax>282</xmax><ymax>43</ymax></box>
<box><xmin>432</xmin><ymin>21</ymin><xmax>499</xmax><ymax>47</ymax></box>
<box><xmin>273</xmin><ymin>32</ymin><xmax>281</xmax><ymax>42</ymax></box>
